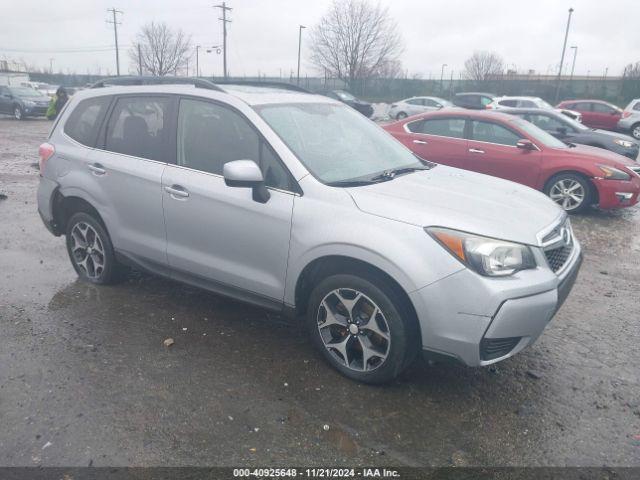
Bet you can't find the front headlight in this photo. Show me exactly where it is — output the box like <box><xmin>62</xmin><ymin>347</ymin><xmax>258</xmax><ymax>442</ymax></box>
<box><xmin>425</xmin><ymin>227</ymin><xmax>536</xmax><ymax>277</ymax></box>
<box><xmin>597</xmin><ymin>164</ymin><xmax>631</xmax><ymax>181</ymax></box>
<box><xmin>614</xmin><ymin>139</ymin><xmax>634</xmax><ymax>149</ymax></box>
<box><xmin>24</xmin><ymin>100</ymin><xmax>35</xmax><ymax>107</ymax></box>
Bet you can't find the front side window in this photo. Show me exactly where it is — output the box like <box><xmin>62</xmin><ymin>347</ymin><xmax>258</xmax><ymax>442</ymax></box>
<box><xmin>592</xmin><ymin>102</ymin><xmax>615</xmax><ymax>113</ymax></box>
<box><xmin>406</xmin><ymin>98</ymin><xmax>423</xmax><ymax>106</ymax></box>
<box><xmin>519</xmin><ymin>100</ymin><xmax>538</xmax><ymax>108</ymax></box>
<box><xmin>177</xmin><ymin>99</ymin><xmax>292</xmax><ymax>190</ymax></box>
<box><xmin>526</xmin><ymin>114</ymin><xmax>568</xmax><ymax>132</ymax></box>
<box><xmin>105</xmin><ymin>96</ymin><xmax>171</xmax><ymax>161</ymax></box>
<box><xmin>64</xmin><ymin>96</ymin><xmax>111</xmax><ymax>147</ymax></box>
<box><xmin>470</xmin><ymin>120</ymin><xmax>521</xmax><ymax>146</ymax></box>
<box><xmin>256</xmin><ymin>103</ymin><xmax>425</xmax><ymax>185</ymax></box>
<box><xmin>633</xmin><ymin>101</ymin><xmax>640</xmax><ymax>111</ymax></box>
<box><xmin>511</xmin><ymin>118</ymin><xmax>568</xmax><ymax>148</ymax></box>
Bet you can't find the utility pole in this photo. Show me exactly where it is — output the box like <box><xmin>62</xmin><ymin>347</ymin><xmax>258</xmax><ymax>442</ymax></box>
<box><xmin>569</xmin><ymin>45</ymin><xmax>578</xmax><ymax>81</ymax></box>
<box><xmin>297</xmin><ymin>25</ymin><xmax>306</xmax><ymax>85</ymax></box>
<box><xmin>137</xmin><ymin>44</ymin><xmax>142</xmax><ymax>75</ymax></box>
<box><xmin>440</xmin><ymin>63</ymin><xmax>447</xmax><ymax>93</ymax></box>
<box><xmin>49</xmin><ymin>58</ymin><xmax>54</xmax><ymax>74</ymax></box>
<box><xmin>214</xmin><ymin>2</ymin><xmax>232</xmax><ymax>79</ymax></box>
<box><xmin>196</xmin><ymin>45</ymin><xmax>201</xmax><ymax>77</ymax></box>
<box><xmin>106</xmin><ymin>8</ymin><xmax>123</xmax><ymax>76</ymax></box>
<box><xmin>554</xmin><ymin>7</ymin><xmax>574</xmax><ymax>103</ymax></box>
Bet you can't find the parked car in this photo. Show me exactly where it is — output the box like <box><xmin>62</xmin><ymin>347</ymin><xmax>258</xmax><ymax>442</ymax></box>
<box><xmin>383</xmin><ymin>109</ymin><xmax>640</xmax><ymax>213</ymax></box>
<box><xmin>38</xmin><ymin>77</ymin><xmax>582</xmax><ymax>383</ymax></box>
<box><xmin>488</xmin><ymin>96</ymin><xmax>582</xmax><ymax>122</ymax></box>
<box><xmin>503</xmin><ymin>108</ymin><xmax>639</xmax><ymax>160</ymax></box>
<box><xmin>556</xmin><ymin>99</ymin><xmax>622</xmax><ymax>131</ymax></box>
<box><xmin>388</xmin><ymin>96</ymin><xmax>452</xmax><ymax>120</ymax></box>
<box><xmin>452</xmin><ymin>92</ymin><xmax>498</xmax><ymax>110</ymax></box>
<box><xmin>324</xmin><ymin>89</ymin><xmax>373</xmax><ymax>117</ymax></box>
<box><xmin>0</xmin><ymin>85</ymin><xmax>50</xmax><ymax>119</ymax></box>
<box><xmin>618</xmin><ymin>98</ymin><xmax>640</xmax><ymax>140</ymax></box>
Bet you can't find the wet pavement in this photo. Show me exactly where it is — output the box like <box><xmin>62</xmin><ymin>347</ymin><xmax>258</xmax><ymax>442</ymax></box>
<box><xmin>0</xmin><ymin>118</ymin><xmax>639</xmax><ymax>467</ymax></box>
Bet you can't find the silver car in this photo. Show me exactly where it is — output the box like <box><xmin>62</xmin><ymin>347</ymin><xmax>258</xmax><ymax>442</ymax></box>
<box><xmin>618</xmin><ymin>98</ymin><xmax>640</xmax><ymax>140</ymax></box>
<box><xmin>37</xmin><ymin>79</ymin><xmax>582</xmax><ymax>384</ymax></box>
<box><xmin>388</xmin><ymin>96</ymin><xmax>452</xmax><ymax>120</ymax></box>
<box><xmin>488</xmin><ymin>96</ymin><xmax>582</xmax><ymax>122</ymax></box>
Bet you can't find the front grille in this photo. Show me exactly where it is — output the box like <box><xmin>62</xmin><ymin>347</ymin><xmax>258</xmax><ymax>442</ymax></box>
<box><xmin>480</xmin><ymin>336</ymin><xmax>521</xmax><ymax>361</ymax></box>
<box><xmin>629</xmin><ymin>165</ymin><xmax>640</xmax><ymax>176</ymax></box>
<box><xmin>545</xmin><ymin>243</ymin><xmax>573</xmax><ymax>273</ymax></box>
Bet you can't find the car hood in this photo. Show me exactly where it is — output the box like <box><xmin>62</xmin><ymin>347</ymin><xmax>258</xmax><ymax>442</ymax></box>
<box><xmin>589</xmin><ymin>129</ymin><xmax>637</xmax><ymax>143</ymax></box>
<box><xmin>557</xmin><ymin>144</ymin><xmax>638</xmax><ymax>166</ymax></box>
<box><xmin>346</xmin><ymin>166</ymin><xmax>563</xmax><ymax>246</ymax></box>
<box><xmin>20</xmin><ymin>95</ymin><xmax>48</xmax><ymax>102</ymax></box>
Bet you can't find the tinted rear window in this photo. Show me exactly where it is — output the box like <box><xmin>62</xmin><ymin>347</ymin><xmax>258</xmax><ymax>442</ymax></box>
<box><xmin>64</xmin><ymin>96</ymin><xmax>111</xmax><ymax>147</ymax></box>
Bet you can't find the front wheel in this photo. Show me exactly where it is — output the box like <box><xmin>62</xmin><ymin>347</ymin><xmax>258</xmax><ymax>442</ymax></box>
<box><xmin>544</xmin><ymin>173</ymin><xmax>593</xmax><ymax>213</ymax></box>
<box><xmin>395</xmin><ymin>111</ymin><xmax>408</xmax><ymax>120</ymax></box>
<box><xmin>631</xmin><ymin>123</ymin><xmax>640</xmax><ymax>140</ymax></box>
<box><xmin>13</xmin><ymin>105</ymin><xmax>24</xmax><ymax>120</ymax></box>
<box><xmin>307</xmin><ymin>274</ymin><xmax>418</xmax><ymax>384</ymax></box>
<box><xmin>65</xmin><ymin>212</ymin><xmax>124</xmax><ymax>284</ymax></box>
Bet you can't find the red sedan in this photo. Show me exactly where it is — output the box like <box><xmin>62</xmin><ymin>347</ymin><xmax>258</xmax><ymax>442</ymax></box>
<box><xmin>383</xmin><ymin>110</ymin><xmax>640</xmax><ymax>213</ymax></box>
<box><xmin>555</xmin><ymin>99</ymin><xmax>622</xmax><ymax>131</ymax></box>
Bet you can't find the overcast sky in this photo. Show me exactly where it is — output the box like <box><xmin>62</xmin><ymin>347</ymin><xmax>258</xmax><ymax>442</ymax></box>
<box><xmin>1</xmin><ymin>0</ymin><xmax>638</xmax><ymax>78</ymax></box>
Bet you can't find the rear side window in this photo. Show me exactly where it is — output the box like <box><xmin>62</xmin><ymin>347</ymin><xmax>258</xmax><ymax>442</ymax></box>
<box><xmin>177</xmin><ymin>98</ymin><xmax>293</xmax><ymax>191</ymax></box>
<box><xmin>409</xmin><ymin>118</ymin><xmax>466</xmax><ymax>139</ymax></box>
<box><xmin>470</xmin><ymin>120</ymin><xmax>520</xmax><ymax>146</ymax></box>
<box><xmin>498</xmin><ymin>99</ymin><xmax>518</xmax><ymax>107</ymax></box>
<box><xmin>633</xmin><ymin>102</ymin><xmax>640</xmax><ymax>111</ymax></box>
<box><xmin>64</xmin><ymin>96</ymin><xmax>111</xmax><ymax>147</ymax></box>
<box><xmin>104</xmin><ymin>96</ymin><xmax>172</xmax><ymax>161</ymax></box>
<box><xmin>519</xmin><ymin>100</ymin><xmax>537</xmax><ymax>108</ymax></box>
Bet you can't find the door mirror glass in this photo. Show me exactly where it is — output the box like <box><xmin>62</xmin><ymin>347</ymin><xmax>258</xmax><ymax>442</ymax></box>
<box><xmin>223</xmin><ymin>160</ymin><xmax>270</xmax><ymax>203</ymax></box>
<box><xmin>516</xmin><ymin>139</ymin><xmax>537</xmax><ymax>151</ymax></box>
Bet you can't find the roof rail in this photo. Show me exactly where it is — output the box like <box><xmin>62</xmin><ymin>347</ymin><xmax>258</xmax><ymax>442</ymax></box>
<box><xmin>213</xmin><ymin>80</ymin><xmax>311</xmax><ymax>93</ymax></box>
<box><xmin>90</xmin><ymin>76</ymin><xmax>224</xmax><ymax>91</ymax></box>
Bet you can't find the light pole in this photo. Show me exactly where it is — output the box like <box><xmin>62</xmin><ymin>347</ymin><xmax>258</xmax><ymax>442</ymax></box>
<box><xmin>569</xmin><ymin>45</ymin><xmax>578</xmax><ymax>81</ymax></box>
<box><xmin>440</xmin><ymin>63</ymin><xmax>447</xmax><ymax>93</ymax></box>
<box><xmin>297</xmin><ymin>25</ymin><xmax>306</xmax><ymax>86</ymax></box>
<box><xmin>196</xmin><ymin>45</ymin><xmax>200</xmax><ymax>77</ymax></box>
<box><xmin>554</xmin><ymin>7</ymin><xmax>574</xmax><ymax>102</ymax></box>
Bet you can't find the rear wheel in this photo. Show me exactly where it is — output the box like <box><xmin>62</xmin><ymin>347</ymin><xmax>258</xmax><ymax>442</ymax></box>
<box><xmin>631</xmin><ymin>123</ymin><xmax>640</xmax><ymax>140</ymax></box>
<box><xmin>65</xmin><ymin>212</ymin><xmax>124</xmax><ymax>284</ymax></box>
<box><xmin>307</xmin><ymin>273</ymin><xmax>418</xmax><ymax>384</ymax></box>
<box><xmin>544</xmin><ymin>173</ymin><xmax>593</xmax><ymax>213</ymax></box>
<box><xmin>396</xmin><ymin>111</ymin><xmax>408</xmax><ymax>120</ymax></box>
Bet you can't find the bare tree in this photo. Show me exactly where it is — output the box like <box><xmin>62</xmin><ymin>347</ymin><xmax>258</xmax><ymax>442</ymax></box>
<box><xmin>309</xmin><ymin>0</ymin><xmax>403</xmax><ymax>87</ymax></box>
<box><xmin>463</xmin><ymin>51</ymin><xmax>505</xmax><ymax>81</ymax></box>
<box><xmin>623</xmin><ymin>61</ymin><xmax>640</xmax><ymax>79</ymax></box>
<box><xmin>129</xmin><ymin>22</ymin><xmax>192</xmax><ymax>76</ymax></box>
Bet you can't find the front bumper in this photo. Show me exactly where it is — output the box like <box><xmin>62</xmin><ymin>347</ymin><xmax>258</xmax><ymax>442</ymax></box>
<box><xmin>592</xmin><ymin>176</ymin><xmax>640</xmax><ymax>209</ymax></box>
<box><xmin>23</xmin><ymin>105</ymin><xmax>48</xmax><ymax>117</ymax></box>
<box><xmin>410</xmin><ymin>238</ymin><xmax>583</xmax><ymax>367</ymax></box>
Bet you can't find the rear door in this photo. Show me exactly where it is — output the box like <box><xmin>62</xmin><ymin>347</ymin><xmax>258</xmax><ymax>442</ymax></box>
<box><xmin>161</xmin><ymin>97</ymin><xmax>295</xmax><ymax>302</ymax></box>
<box><xmin>466</xmin><ymin>119</ymin><xmax>542</xmax><ymax>188</ymax></box>
<box><xmin>400</xmin><ymin>116</ymin><xmax>468</xmax><ymax>168</ymax></box>
<box><xmin>91</xmin><ymin>94</ymin><xmax>173</xmax><ymax>265</ymax></box>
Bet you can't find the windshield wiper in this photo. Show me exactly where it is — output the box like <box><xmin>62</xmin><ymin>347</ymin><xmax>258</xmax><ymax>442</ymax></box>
<box><xmin>326</xmin><ymin>179</ymin><xmax>379</xmax><ymax>187</ymax></box>
<box><xmin>369</xmin><ymin>165</ymin><xmax>432</xmax><ymax>182</ymax></box>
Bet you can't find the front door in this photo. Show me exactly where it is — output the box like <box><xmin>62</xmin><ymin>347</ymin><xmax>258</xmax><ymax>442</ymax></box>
<box><xmin>466</xmin><ymin>119</ymin><xmax>542</xmax><ymax>188</ymax></box>
<box><xmin>162</xmin><ymin>97</ymin><xmax>295</xmax><ymax>302</ymax></box>
<box><xmin>591</xmin><ymin>102</ymin><xmax>621</xmax><ymax>131</ymax></box>
<box><xmin>0</xmin><ymin>86</ymin><xmax>12</xmax><ymax>114</ymax></box>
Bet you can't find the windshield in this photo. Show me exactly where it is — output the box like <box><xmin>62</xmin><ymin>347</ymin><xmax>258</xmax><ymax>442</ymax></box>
<box><xmin>256</xmin><ymin>103</ymin><xmax>426</xmax><ymax>184</ymax></box>
<box><xmin>512</xmin><ymin>118</ymin><xmax>568</xmax><ymax>148</ymax></box>
<box><xmin>536</xmin><ymin>98</ymin><xmax>554</xmax><ymax>109</ymax></box>
<box><xmin>9</xmin><ymin>87</ymin><xmax>45</xmax><ymax>97</ymax></box>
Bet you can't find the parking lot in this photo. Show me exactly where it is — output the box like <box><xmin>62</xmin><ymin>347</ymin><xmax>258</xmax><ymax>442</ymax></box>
<box><xmin>0</xmin><ymin>117</ymin><xmax>639</xmax><ymax>467</ymax></box>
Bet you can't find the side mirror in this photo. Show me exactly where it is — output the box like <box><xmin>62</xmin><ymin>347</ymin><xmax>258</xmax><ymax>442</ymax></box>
<box><xmin>223</xmin><ymin>159</ymin><xmax>270</xmax><ymax>203</ymax></box>
<box><xmin>516</xmin><ymin>139</ymin><xmax>537</xmax><ymax>151</ymax></box>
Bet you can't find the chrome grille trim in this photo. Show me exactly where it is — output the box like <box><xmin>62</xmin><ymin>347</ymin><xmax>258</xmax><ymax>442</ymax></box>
<box><xmin>538</xmin><ymin>216</ymin><xmax>575</xmax><ymax>275</ymax></box>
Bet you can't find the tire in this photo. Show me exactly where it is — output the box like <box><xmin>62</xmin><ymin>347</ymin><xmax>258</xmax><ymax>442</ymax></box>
<box><xmin>306</xmin><ymin>273</ymin><xmax>418</xmax><ymax>384</ymax></box>
<box><xmin>13</xmin><ymin>105</ymin><xmax>24</xmax><ymax>120</ymax></box>
<box><xmin>544</xmin><ymin>173</ymin><xmax>593</xmax><ymax>214</ymax></box>
<box><xmin>631</xmin><ymin>123</ymin><xmax>640</xmax><ymax>140</ymax></box>
<box><xmin>65</xmin><ymin>212</ymin><xmax>124</xmax><ymax>285</ymax></box>
<box><xmin>396</xmin><ymin>111</ymin><xmax>408</xmax><ymax>120</ymax></box>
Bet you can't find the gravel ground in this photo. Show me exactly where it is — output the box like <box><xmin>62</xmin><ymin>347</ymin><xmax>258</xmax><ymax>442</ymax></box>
<box><xmin>0</xmin><ymin>117</ymin><xmax>639</xmax><ymax>467</ymax></box>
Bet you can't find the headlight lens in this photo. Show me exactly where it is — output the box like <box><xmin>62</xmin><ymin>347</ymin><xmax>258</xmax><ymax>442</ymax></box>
<box><xmin>597</xmin><ymin>164</ymin><xmax>631</xmax><ymax>180</ymax></box>
<box><xmin>614</xmin><ymin>139</ymin><xmax>634</xmax><ymax>148</ymax></box>
<box><xmin>425</xmin><ymin>227</ymin><xmax>536</xmax><ymax>277</ymax></box>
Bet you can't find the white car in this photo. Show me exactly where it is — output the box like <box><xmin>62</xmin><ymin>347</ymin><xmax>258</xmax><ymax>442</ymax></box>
<box><xmin>388</xmin><ymin>96</ymin><xmax>452</xmax><ymax>120</ymax></box>
<box><xmin>488</xmin><ymin>96</ymin><xmax>582</xmax><ymax>122</ymax></box>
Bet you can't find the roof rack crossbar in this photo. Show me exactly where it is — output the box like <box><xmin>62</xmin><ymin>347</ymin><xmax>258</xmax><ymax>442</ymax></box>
<box><xmin>90</xmin><ymin>76</ymin><xmax>224</xmax><ymax>92</ymax></box>
<box><xmin>212</xmin><ymin>80</ymin><xmax>311</xmax><ymax>93</ymax></box>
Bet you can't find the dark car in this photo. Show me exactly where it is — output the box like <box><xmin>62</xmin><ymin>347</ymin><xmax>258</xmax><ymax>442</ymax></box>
<box><xmin>325</xmin><ymin>90</ymin><xmax>373</xmax><ymax>117</ymax></box>
<box><xmin>0</xmin><ymin>86</ymin><xmax>50</xmax><ymax>120</ymax></box>
<box><xmin>503</xmin><ymin>108</ymin><xmax>639</xmax><ymax>160</ymax></box>
<box><xmin>452</xmin><ymin>92</ymin><xmax>496</xmax><ymax>110</ymax></box>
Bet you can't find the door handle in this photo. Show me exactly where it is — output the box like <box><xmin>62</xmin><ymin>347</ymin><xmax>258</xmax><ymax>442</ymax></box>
<box><xmin>88</xmin><ymin>163</ymin><xmax>106</xmax><ymax>175</ymax></box>
<box><xmin>413</xmin><ymin>139</ymin><xmax>428</xmax><ymax>145</ymax></box>
<box><xmin>468</xmin><ymin>148</ymin><xmax>485</xmax><ymax>154</ymax></box>
<box><xmin>164</xmin><ymin>185</ymin><xmax>190</xmax><ymax>199</ymax></box>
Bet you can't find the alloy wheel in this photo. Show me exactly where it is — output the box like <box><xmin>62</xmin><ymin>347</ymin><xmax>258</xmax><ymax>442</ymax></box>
<box><xmin>69</xmin><ymin>222</ymin><xmax>106</xmax><ymax>279</ymax></box>
<box><xmin>316</xmin><ymin>288</ymin><xmax>390</xmax><ymax>372</ymax></box>
<box><xmin>632</xmin><ymin>125</ymin><xmax>640</xmax><ymax>140</ymax></box>
<box><xmin>549</xmin><ymin>178</ymin><xmax>585</xmax><ymax>211</ymax></box>
<box><xmin>14</xmin><ymin>107</ymin><xmax>22</xmax><ymax>120</ymax></box>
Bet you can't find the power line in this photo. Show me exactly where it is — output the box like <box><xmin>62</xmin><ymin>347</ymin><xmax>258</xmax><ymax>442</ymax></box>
<box><xmin>214</xmin><ymin>2</ymin><xmax>232</xmax><ymax>79</ymax></box>
<box><xmin>106</xmin><ymin>8</ymin><xmax>123</xmax><ymax>76</ymax></box>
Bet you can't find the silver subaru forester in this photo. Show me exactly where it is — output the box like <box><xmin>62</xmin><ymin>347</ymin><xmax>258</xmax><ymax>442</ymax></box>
<box><xmin>37</xmin><ymin>78</ymin><xmax>582</xmax><ymax>383</ymax></box>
